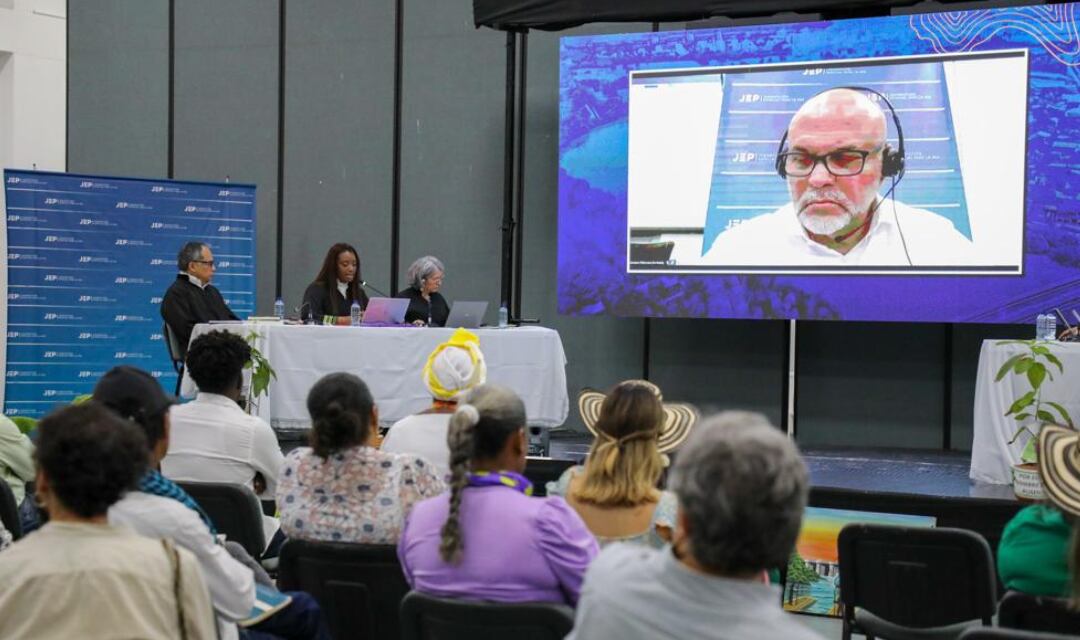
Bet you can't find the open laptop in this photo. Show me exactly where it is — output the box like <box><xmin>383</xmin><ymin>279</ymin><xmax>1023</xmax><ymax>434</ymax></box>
<box><xmin>360</xmin><ymin>297</ymin><xmax>409</xmax><ymax>326</ymax></box>
<box><xmin>445</xmin><ymin>301</ymin><xmax>489</xmax><ymax>328</ymax></box>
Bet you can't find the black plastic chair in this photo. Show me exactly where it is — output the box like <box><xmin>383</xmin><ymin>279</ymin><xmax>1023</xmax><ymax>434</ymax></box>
<box><xmin>0</xmin><ymin>480</ymin><xmax>22</xmax><ymax>540</ymax></box>
<box><xmin>523</xmin><ymin>457</ymin><xmax>577</xmax><ymax>497</ymax></box>
<box><xmin>959</xmin><ymin>628</ymin><xmax>1080</xmax><ymax>639</ymax></box>
<box><xmin>838</xmin><ymin>524</ymin><xmax>997</xmax><ymax>640</ymax></box>
<box><xmin>998</xmin><ymin>590</ymin><xmax>1080</xmax><ymax>636</ymax></box>
<box><xmin>177</xmin><ymin>480</ymin><xmax>266</xmax><ymax>558</ymax></box>
<box><xmin>277</xmin><ymin>540</ymin><xmax>408</xmax><ymax>640</ymax></box>
<box><xmin>400</xmin><ymin>591</ymin><xmax>575</xmax><ymax>640</ymax></box>
<box><xmin>162</xmin><ymin>322</ymin><xmax>186</xmax><ymax>395</ymax></box>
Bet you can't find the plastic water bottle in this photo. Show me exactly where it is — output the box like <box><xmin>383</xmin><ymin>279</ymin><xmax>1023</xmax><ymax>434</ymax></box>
<box><xmin>1036</xmin><ymin>314</ymin><xmax>1047</xmax><ymax>340</ymax></box>
<box><xmin>1046</xmin><ymin>313</ymin><xmax>1057</xmax><ymax>341</ymax></box>
<box><xmin>350</xmin><ymin>300</ymin><xmax>362</xmax><ymax>326</ymax></box>
<box><xmin>498</xmin><ymin>304</ymin><xmax>509</xmax><ymax>328</ymax></box>
<box><xmin>274</xmin><ymin>297</ymin><xmax>285</xmax><ymax>320</ymax></box>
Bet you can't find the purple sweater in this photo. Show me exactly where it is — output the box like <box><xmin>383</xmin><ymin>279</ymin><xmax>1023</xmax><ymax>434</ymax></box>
<box><xmin>398</xmin><ymin>486</ymin><xmax>599</xmax><ymax>605</ymax></box>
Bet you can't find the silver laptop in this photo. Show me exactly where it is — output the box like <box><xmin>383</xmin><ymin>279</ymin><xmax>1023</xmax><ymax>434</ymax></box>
<box><xmin>360</xmin><ymin>297</ymin><xmax>409</xmax><ymax>325</ymax></box>
<box><xmin>445</xmin><ymin>301</ymin><xmax>489</xmax><ymax>328</ymax></box>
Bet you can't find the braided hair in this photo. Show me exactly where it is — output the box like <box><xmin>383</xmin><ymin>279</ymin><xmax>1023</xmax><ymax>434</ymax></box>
<box><xmin>306</xmin><ymin>372</ymin><xmax>375</xmax><ymax>458</ymax></box>
<box><xmin>439</xmin><ymin>384</ymin><xmax>526</xmax><ymax>564</ymax></box>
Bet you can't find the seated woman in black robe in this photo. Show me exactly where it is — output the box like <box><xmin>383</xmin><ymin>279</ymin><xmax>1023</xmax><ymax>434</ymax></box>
<box><xmin>301</xmin><ymin>243</ymin><xmax>369</xmax><ymax>325</ymax></box>
<box><xmin>396</xmin><ymin>255</ymin><xmax>449</xmax><ymax>327</ymax></box>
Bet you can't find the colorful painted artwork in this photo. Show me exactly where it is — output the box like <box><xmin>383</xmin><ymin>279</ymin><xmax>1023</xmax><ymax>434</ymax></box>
<box><xmin>782</xmin><ymin>507</ymin><xmax>937</xmax><ymax>617</ymax></box>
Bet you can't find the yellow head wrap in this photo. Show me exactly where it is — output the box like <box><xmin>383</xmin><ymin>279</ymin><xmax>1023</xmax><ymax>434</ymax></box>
<box><xmin>423</xmin><ymin>328</ymin><xmax>486</xmax><ymax>401</ymax></box>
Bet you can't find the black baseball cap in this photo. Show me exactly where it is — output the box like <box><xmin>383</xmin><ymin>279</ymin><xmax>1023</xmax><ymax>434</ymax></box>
<box><xmin>92</xmin><ymin>366</ymin><xmax>177</xmax><ymax>424</ymax></box>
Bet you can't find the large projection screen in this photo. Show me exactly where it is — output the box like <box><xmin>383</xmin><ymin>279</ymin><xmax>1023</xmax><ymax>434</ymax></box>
<box><xmin>557</xmin><ymin>5</ymin><xmax>1080</xmax><ymax>323</ymax></box>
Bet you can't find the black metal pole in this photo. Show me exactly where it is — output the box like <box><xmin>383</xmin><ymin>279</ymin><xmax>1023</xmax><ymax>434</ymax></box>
<box><xmin>499</xmin><ymin>31</ymin><xmax>518</xmax><ymax>313</ymax></box>
<box><xmin>167</xmin><ymin>0</ymin><xmax>175</xmax><ymax>179</ymax></box>
<box><xmin>390</xmin><ymin>0</ymin><xmax>404</xmax><ymax>294</ymax></box>
<box><xmin>512</xmin><ymin>32</ymin><xmax>528</xmax><ymax>320</ymax></box>
<box><xmin>274</xmin><ymin>0</ymin><xmax>286</xmax><ymax>299</ymax></box>
<box><xmin>943</xmin><ymin>323</ymin><xmax>953</xmax><ymax>450</ymax></box>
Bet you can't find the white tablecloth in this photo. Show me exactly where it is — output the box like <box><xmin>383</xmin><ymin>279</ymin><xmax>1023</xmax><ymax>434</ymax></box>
<box><xmin>182</xmin><ymin>323</ymin><xmax>569</xmax><ymax>429</ymax></box>
<box><xmin>970</xmin><ymin>339</ymin><xmax>1080</xmax><ymax>484</ymax></box>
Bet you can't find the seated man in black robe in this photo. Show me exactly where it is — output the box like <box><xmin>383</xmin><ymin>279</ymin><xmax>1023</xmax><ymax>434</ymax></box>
<box><xmin>161</xmin><ymin>241</ymin><xmax>239</xmax><ymax>357</ymax></box>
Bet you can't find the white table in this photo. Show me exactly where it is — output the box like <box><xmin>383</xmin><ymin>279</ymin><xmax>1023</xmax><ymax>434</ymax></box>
<box><xmin>970</xmin><ymin>339</ymin><xmax>1080</xmax><ymax>484</ymax></box>
<box><xmin>181</xmin><ymin>323</ymin><xmax>569</xmax><ymax>430</ymax></box>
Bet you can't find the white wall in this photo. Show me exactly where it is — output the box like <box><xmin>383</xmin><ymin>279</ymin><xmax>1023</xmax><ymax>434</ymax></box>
<box><xmin>0</xmin><ymin>0</ymin><xmax>67</xmax><ymax>406</ymax></box>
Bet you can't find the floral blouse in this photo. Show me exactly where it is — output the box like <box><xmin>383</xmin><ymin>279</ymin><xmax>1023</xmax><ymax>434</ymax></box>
<box><xmin>277</xmin><ymin>445</ymin><xmax>445</xmax><ymax>544</ymax></box>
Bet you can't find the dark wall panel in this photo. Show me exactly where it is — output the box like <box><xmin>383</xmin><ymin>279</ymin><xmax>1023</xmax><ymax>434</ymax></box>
<box><xmin>522</xmin><ymin>24</ymin><xmax>648</xmax><ymax>431</ymax></box>
<box><xmin>281</xmin><ymin>0</ymin><xmax>396</xmax><ymax>310</ymax></box>
<box><xmin>399</xmin><ymin>0</ymin><xmax>505</xmax><ymax>309</ymax></box>
<box><xmin>650</xmin><ymin>319</ymin><xmax>786</xmax><ymax>425</ymax></box>
<box><xmin>67</xmin><ymin>0</ymin><xmax>168</xmax><ymax>177</ymax></box>
<box><xmin>173</xmin><ymin>0</ymin><xmax>279</xmax><ymax>315</ymax></box>
<box><xmin>796</xmin><ymin>321</ymin><xmax>946</xmax><ymax>448</ymax></box>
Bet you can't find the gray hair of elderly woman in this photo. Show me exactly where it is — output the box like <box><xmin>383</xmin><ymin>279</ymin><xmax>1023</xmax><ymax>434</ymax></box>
<box><xmin>669</xmin><ymin>411</ymin><xmax>808</xmax><ymax>575</ymax></box>
<box><xmin>406</xmin><ymin>255</ymin><xmax>445</xmax><ymax>290</ymax></box>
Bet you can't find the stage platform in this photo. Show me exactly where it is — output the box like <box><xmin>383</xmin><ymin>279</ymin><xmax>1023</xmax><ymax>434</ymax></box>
<box><xmin>542</xmin><ymin>434</ymin><xmax>1023</xmax><ymax>553</ymax></box>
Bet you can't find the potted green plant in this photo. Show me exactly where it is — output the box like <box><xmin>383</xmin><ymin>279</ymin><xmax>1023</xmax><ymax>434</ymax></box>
<box><xmin>995</xmin><ymin>338</ymin><xmax>1075</xmax><ymax>500</ymax></box>
<box><xmin>243</xmin><ymin>330</ymin><xmax>276</xmax><ymax>416</ymax></box>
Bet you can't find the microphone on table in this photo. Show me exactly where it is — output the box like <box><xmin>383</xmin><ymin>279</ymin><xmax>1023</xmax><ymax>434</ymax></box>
<box><xmin>361</xmin><ymin>280</ymin><xmax>390</xmax><ymax>298</ymax></box>
<box><xmin>294</xmin><ymin>302</ymin><xmax>313</xmax><ymax>325</ymax></box>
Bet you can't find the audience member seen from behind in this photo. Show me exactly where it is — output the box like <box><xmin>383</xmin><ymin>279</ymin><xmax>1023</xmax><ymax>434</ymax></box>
<box><xmin>398</xmin><ymin>385</ymin><xmax>599</xmax><ymax>605</ymax></box>
<box><xmin>999</xmin><ymin>425</ymin><xmax>1080</xmax><ymax>603</ymax></box>
<box><xmin>301</xmin><ymin>242</ymin><xmax>369</xmax><ymax>325</ymax></box>
<box><xmin>0</xmin><ymin>403</ymin><xmax>216</xmax><ymax>639</ymax></box>
<box><xmin>0</xmin><ymin>414</ymin><xmax>36</xmax><ymax>533</ymax></box>
<box><xmin>163</xmin><ymin>330</ymin><xmax>284</xmax><ymax>540</ymax></box>
<box><xmin>97</xmin><ymin>365</ymin><xmax>329</xmax><ymax>640</ymax></box>
<box><xmin>382</xmin><ymin>328</ymin><xmax>487</xmax><ymax>476</ymax></box>
<box><xmin>547</xmin><ymin>380</ymin><xmax>697</xmax><ymax>548</ymax></box>
<box><xmin>568</xmin><ymin>411</ymin><xmax>822</xmax><ymax>640</ymax></box>
<box><xmin>277</xmin><ymin>373</ymin><xmax>444</xmax><ymax>544</ymax></box>
<box><xmin>161</xmin><ymin>241</ymin><xmax>239</xmax><ymax>357</ymax></box>
<box><xmin>163</xmin><ymin>330</ymin><xmax>285</xmax><ymax>497</ymax></box>
<box><xmin>396</xmin><ymin>255</ymin><xmax>449</xmax><ymax>327</ymax></box>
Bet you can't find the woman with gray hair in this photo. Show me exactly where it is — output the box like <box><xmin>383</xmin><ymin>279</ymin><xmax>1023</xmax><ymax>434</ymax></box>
<box><xmin>397</xmin><ymin>385</ymin><xmax>598</xmax><ymax>605</ymax></box>
<box><xmin>396</xmin><ymin>255</ymin><xmax>449</xmax><ymax>327</ymax></box>
<box><xmin>567</xmin><ymin>411</ymin><xmax>822</xmax><ymax>640</ymax></box>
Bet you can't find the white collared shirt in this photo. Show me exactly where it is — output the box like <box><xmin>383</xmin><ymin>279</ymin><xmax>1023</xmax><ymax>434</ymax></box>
<box><xmin>702</xmin><ymin>198</ymin><xmax>975</xmax><ymax>266</ymax></box>
<box><xmin>109</xmin><ymin>492</ymin><xmax>255</xmax><ymax>639</ymax></box>
<box><xmin>183</xmin><ymin>271</ymin><xmax>208</xmax><ymax>289</ymax></box>
<box><xmin>336</xmin><ymin>280</ymin><xmax>348</xmax><ymax>298</ymax></box>
<box><xmin>162</xmin><ymin>392</ymin><xmax>285</xmax><ymax>500</ymax></box>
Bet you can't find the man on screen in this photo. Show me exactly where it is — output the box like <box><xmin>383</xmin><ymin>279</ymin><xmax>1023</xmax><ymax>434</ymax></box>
<box><xmin>702</xmin><ymin>88</ymin><xmax>973</xmax><ymax>266</ymax></box>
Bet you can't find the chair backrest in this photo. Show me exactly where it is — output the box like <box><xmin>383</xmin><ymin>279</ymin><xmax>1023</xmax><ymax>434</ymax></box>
<box><xmin>523</xmin><ymin>457</ymin><xmax>577</xmax><ymax>497</ymax></box>
<box><xmin>400</xmin><ymin>591</ymin><xmax>575</xmax><ymax>640</ymax></box>
<box><xmin>277</xmin><ymin>540</ymin><xmax>409</xmax><ymax>640</ymax></box>
<box><xmin>162</xmin><ymin>321</ymin><xmax>185</xmax><ymax>370</ymax></box>
<box><xmin>839</xmin><ymin>524</ymin><xmax>997</xmax><ymax>629</ymax></box>
<box><xmin>177</xmin><ymin>480</ymin><xmax>265</xmax><ymax>558</ymax></box>
<box><xmin>0</xmin><ymin>480</ymin><xmax>22</xmax><ymax>540</ymax></box>
<box><xmin>998</xmin><ymin>590</ymin><xmax>1080</xmax><ymax>635</ymax></box>
<box><xmin>959</xmin><ymin>627</ymin><xmax>1080</xmax><ymax>640</ymax></box>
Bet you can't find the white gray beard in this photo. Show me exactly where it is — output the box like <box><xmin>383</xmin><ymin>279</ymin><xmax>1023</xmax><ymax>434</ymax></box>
<box><xmin>798</xmin><ymin>208</ymin><xmax>854</xmax><ymax>236</ymax></box>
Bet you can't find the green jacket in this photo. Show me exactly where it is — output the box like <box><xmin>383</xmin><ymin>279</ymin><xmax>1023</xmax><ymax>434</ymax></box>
<box><xmin>0</xmin><ymin>416</ymin><xmax>34</xmax><ymax>504</ymax></box>
<box><xmin>998</xmin><ymin>504</ymin><xmax>1073</xmax><ymax>597</ymax></box>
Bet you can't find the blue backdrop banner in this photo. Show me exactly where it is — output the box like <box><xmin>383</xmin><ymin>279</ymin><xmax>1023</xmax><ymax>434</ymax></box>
<box><xmin>3</xmin><ymin>170</ymin><xmax>256</xmax><ymax>418</ymax></box>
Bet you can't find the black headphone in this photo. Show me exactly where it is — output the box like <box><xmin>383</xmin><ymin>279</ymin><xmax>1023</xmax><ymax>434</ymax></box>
<box><xmin>774</xmin><ymin>85</ymin><xmax>906</xmax><ymax>182</ymax></box>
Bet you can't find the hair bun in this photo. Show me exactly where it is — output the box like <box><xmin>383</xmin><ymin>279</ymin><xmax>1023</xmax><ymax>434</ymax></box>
<box><xmin>455</xmin><ymin>403</ymin><xmax>480</xmax><ymax>427</ymax></box>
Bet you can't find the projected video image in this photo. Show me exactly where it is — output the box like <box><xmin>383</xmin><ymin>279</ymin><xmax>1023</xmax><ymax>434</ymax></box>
<box><xmin>626</xmin><ymin>51</ymin><xmax>1027</xmax><ymax>274</ymax></box>
<box><xmin>559</xmin><ymin>4</ymin><xmax>1080</xmax><ymax>323</ymax></box>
